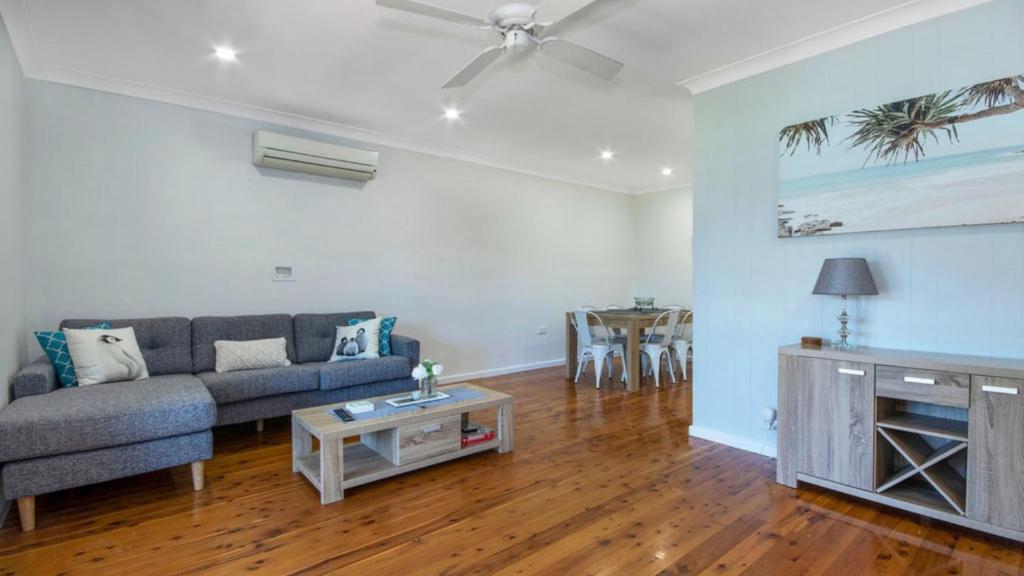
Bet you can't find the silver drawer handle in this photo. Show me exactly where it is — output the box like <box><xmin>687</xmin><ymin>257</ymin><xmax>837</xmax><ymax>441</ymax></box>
<box><xmin>904</xmin><ymin>376</ymin><xmax>936</xmax><ymax>385</ymax></box>
<box><xmin>420</xmin><ymin>423</ymin><xmax>442</xmax><ymax>433</ymax></box>
<box><xmin>982</xmin><ymin>385</ymin><xmax>1019</xmax><ymax>396</ymax></box>
<box><xmin>838</xmin><ymin>368</ymin><xmax>865</xmax><ymax>376</ymax></box>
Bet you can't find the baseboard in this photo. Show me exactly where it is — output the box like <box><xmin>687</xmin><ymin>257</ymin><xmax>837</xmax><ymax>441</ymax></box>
<box><xmin>688</xmin><ymin>425</ymin><xmax>778</xmax><ymax>459</ymax></box>
<box><xmin>438</xmin><ymin>359</ymin><xmax>565</xmax><ymax>385</ymax></box>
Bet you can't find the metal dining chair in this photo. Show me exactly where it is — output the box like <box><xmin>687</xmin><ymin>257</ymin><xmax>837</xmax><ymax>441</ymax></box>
<box><xmin>670</xmin><ymin>310</ymin><xmax>693</xmax><ymax>381</ymax></box>
<box><xmin>639</xmin><ymin>304</ymin><xmax>684</xmax><ymax>345</ymax></box>
<box><xmin>571</xmin><ymin>309</ymin><xmax>628</xmax><ymax>388</ymax></box>
<box><xmin>604</xmin><ymin>305</ymin><xmax>628</xmax><ymax>337</ymax></box>
<box><xmin>638</xmin><ymin>309</ymin><xmax>681</xmax><ymax>388</ymax></box>
<box><xmin>598</xmin><ymin>305</ymin><xmax>629</xmax><ymax>377</ymax></box>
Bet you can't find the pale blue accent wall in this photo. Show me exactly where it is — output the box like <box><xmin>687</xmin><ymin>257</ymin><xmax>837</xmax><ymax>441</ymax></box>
<box><xmin>692</xmin><ymin>0</ymin><xmax>1024</xmax><ymax>451</ymax></box>
<box><xmin>0</xmin><ymin>14</ymin><xmax>25</xmax><ymax>408</ymax></box>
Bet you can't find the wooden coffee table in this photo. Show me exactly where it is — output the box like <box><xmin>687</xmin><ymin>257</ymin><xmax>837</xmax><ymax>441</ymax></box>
<box><xmin>291</xmin><ymin>383</ymin><xmax>513</xmax><ymax>504</ymax></box>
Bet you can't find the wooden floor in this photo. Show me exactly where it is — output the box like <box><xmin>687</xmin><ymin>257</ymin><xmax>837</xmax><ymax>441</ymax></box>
<box><xmin>1</xmin><ymin>366</ymin><xmax>1023</xmax><ymax>575</ymax></box>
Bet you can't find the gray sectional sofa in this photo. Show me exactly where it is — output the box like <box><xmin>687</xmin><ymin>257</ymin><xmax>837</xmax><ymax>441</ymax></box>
<box><xmin>0</xmin><ymin>312</ymin><xmax>418</xmax><ymax>531</ymax></box>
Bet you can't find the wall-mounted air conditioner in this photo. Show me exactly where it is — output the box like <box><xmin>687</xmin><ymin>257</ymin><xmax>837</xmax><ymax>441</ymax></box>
<box><xmin>252</xmin><ymin>130</ymin><xmax>379</xmax><ymax>181</ymax></box>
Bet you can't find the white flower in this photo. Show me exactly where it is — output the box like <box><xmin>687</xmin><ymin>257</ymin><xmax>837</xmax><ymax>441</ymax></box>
<box><xmin>432</xmin><ymin>364</ymin><xmax>444</xmax><ymax>377</ymax></box>
<box><xmin>411</xmin><ymin>365</ymin><xmax>428</xmax><ymax>380</ymax></box>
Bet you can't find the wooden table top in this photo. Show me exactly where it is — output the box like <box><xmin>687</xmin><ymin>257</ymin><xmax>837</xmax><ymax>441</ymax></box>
<box><xmin>293</xmin><ymin>383</ymin><xmax>511</xmax><ymax>439</ymax></box>
<box><xmin>565</xmin><ymin>309</ymin><xmax>692</xmax><ymax>322</ymax></box>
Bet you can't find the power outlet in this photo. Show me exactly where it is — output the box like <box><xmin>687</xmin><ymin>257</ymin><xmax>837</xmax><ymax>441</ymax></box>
<box><xmin>537</xmin><ymin>326</ymin><xmax>548</xmax><ymax>336</ymax></box>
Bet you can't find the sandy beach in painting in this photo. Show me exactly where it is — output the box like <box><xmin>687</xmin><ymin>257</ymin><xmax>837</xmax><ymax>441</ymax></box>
<box><xmin>778</xmin><ymin>146</ymin><xmax>1024</xmax><ymax>237</ymax></box>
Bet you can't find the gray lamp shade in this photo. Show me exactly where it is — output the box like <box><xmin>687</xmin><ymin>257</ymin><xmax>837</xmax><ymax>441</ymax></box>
<box><xmin>813</xmin><ymin>258</ymin><xmax>879</xmax><ymax>296</ymax></box>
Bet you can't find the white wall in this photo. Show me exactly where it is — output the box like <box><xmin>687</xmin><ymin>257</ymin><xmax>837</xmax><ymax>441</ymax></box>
<box><xmin>0</xmin><ymin>15</ymin><xmax>25</xmax><ymax>408</ymax></box>
<box><xmin>631</xmin><ymin>187</ymin><xmax>693</xmax><ymax>307</ymax></box>
<box><xmin>24</xmin><ymin>81</ymin><xmax>639</xmax><ymax>379</ymax></box>
<box><xmin>692</xmin><ymin>0</ymin><xmax>1024</xmax><ymax>455</ymax></box>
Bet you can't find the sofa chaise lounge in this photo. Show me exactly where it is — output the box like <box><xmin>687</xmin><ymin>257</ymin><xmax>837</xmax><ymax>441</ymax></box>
<box><xmin>0</xmin><ymin>312</ymin><xmax>418</xmax><ymax>531</ymax></box>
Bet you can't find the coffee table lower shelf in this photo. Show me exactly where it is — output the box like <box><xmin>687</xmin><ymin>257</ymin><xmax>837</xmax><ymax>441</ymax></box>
<box><xmin>295</xmin><ymin>440</ymin><xmax>502</xmax><ymax>493</ymax></box>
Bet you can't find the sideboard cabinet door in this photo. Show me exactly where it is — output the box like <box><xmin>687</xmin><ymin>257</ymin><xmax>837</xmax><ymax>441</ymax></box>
<box><xmin>795</xmin><ymin>357</ymin><xmax>875</xmax><ymax>490</ymax></box>
<box><xmin>968</xmin><ymin>377</ymin><xmax>1024</xmax><ymax>531</ymax></box>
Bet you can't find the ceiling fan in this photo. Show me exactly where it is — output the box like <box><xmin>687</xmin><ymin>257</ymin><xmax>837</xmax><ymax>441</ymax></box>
<box><xmin>376</xmin><ymin>0</ymin><xmax>624</xmax><ymax>88</ymax></box>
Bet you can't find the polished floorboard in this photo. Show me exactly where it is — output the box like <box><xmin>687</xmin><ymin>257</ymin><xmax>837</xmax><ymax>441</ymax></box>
<box><xmin>1</xmin><ymin>365</ymin><xmax>1022</xmax><ymax>575</ymax></box>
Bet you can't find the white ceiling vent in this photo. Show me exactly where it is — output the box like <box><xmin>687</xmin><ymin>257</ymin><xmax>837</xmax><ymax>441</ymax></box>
<box><xmin>253</xmin><ymin>131</ymin><xmax>379</xmax><ymax>182</ymax></box>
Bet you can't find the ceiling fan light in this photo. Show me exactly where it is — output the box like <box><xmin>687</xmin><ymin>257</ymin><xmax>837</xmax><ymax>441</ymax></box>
<box><xmin>504</xmin><ymin>29</ymin><xmax>534</xmax><ymax>54</ymax></box>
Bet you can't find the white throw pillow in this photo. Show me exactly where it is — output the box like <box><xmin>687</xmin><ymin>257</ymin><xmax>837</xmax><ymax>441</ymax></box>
<box><xmin>64</xmin><ymin>326</ymin><xmax>150</xmax><ymax>385</ymax></box>
<box><xmin>329</xmin><ymin>318</ymin><xmax>381</xmax><ymax>362</ymax></box>
<box><xmin>214</xmin><ymin>338</ymin><xmax>292</xmax><ymax>373</ymax></box>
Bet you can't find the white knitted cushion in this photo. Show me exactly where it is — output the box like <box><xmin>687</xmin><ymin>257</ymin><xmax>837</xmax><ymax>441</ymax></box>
<box><xmin>214</xmin><ymin>338</ymin><xmax>291</xmax><ymax>373</ymax></box>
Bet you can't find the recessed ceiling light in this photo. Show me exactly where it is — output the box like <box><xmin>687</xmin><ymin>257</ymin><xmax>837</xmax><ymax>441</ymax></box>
<box><xmin>600</xmin><ymin>150</ymin><xmax>615</xmax><ymax>160</ymax></box>
<box><xmin>444</xmin><ymin>107</ymin><xmax>461</xmax><ymax>120</ymax></box>
<box><xmin>661</xmin><ymin>167</ymin><xmax>674</xmax><ymax>176</ymax></box>
<box><xmin>213</xmin><ymin>46</ymin><xmax>238</xmax><ymax>61</ymax></box>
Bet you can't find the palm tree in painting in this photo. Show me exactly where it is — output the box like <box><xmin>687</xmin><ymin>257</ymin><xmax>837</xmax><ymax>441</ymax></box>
<box><xmin>780</xmin><ymin>75</ymin><xmax>1024</xmax><ymax>163</ymax></box>
<box><xmin>845</xmin><ymin>91</ymin><xmax>963</xmax><ymax>164</ymax></box>
<box><xmin>962</xmin><ymin>75</ymin><xmax>1024</xmax><ymax>111</ymax></box>
<box><xmin>779</xmin><ymin>116</ymin><xmax>836</xmax><ymax>156</ymax></box>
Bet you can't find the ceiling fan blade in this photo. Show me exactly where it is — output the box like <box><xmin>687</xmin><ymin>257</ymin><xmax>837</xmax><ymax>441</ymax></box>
<box><xmin>442</xmin><ymin>45</ymin><xmax>505</xmax><ymax>88</ymax></box>
<box><xmin>539</xmin><ymin>38</ymin><xmax>623</xmax><ymax>81</ymax></box>
<box><xmin>533</xmin><ymin>0</ymin><xmax>600</xmax><ymax>26</ymax></box>
<box><xmin>375</xmin><ymin>0</ymin><xmax>489</xmax><ymax>27</ymax></box>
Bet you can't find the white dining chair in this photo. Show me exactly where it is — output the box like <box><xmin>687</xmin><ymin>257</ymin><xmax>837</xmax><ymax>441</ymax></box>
<box><xmin>639</xmin><ymin>309</ymin><xmax>681</xmax><ymax>388</ymax></box>
<box><xmin>670</xmin><ymin>310</ymin><xmax>693</xmax><ymax>381</ymax></box>
<box><xmin>604</xmin><ymin>305</ymin><xmax>628</xmax><ymax>337</ymax></box>
<box><xmin>656</xmin><ymin>305</ymin><xmax>686</xmax><ymax>338</ymax></box>
<box><xmin>571</xmin><ymin>310</ymin><xmax>628</xmax><ymax>388</ymax></box>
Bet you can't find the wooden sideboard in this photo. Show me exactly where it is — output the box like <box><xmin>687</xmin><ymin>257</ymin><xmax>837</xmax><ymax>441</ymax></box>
<box><xmin>778</xmin><ymin>344</ymin><xmax>1024</xmax><ymax>542</ymax></box>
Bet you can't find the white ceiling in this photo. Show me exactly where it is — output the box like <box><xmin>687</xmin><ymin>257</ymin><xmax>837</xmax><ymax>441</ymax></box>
<box><xmin>1</xmin><ymin>0</ymin><xmax>962</xmax><ymax>193</ymax></box>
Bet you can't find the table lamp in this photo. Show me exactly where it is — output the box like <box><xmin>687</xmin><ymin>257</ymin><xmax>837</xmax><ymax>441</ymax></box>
<box><xmin>813</xmin><ymin>258</ymin><xmax>878</xmax><ymax>349</ymax></box>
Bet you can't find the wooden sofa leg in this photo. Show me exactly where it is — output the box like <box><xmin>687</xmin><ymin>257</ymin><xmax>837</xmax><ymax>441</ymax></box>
<box><xmin>17</xmin><ymin>496</ymin><xmax>35</xmax><ymax>532</ymax></box>
<box><xmin>191</xmin><ymin>461</ymin><xmax>205</xmax><ymax>491</ymax></box>
<box><xmin>256</xmin><ymin>418</ymin><xmax>265</xmax><ymax>433</ymax></box>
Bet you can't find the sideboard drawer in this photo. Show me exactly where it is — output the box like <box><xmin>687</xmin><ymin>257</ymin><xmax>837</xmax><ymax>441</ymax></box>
<box><xmin>397</xmin><ymin>416</ymin><xmax>461</xmax><ymax>465</ymax></box>
<box><xmin>876</xmin><ymin>365</ymin><xmax>969</xmax><ymax>408</ymax></box>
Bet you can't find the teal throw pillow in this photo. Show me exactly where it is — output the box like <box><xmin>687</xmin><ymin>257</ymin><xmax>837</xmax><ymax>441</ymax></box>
<box><xmin>348</xmin><ymin>316</ymin><xmax>397</xmax><ymax>356</ymax></box>
<box><xmin>35</xmin><ymin>322</ymin><xmax>112</xmax><ymax>387</ymax></box>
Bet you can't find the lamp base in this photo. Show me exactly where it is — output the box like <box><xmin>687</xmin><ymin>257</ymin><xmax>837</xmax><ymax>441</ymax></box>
<box><xmin>834</xmin><ymin>294</ymin><xmax>852</xmax><ymax>349</ymax></box>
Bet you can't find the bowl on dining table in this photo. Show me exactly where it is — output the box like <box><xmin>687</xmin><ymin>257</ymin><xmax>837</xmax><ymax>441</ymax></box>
<box><xmin>633</xmin><ymin>297</ymin><xmax>655</xmax><ymax>311</ymax></box>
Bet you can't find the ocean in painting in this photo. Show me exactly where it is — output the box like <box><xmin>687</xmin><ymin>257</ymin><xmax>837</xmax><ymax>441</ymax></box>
<box><xmin>778</xmin><ymin>145</ymin><xmax>1024</xmax><ymax>237</ymax></box>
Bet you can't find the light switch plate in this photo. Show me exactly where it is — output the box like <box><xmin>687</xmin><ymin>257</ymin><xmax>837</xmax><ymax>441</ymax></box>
<box><xmin>273</xmin><ymin>266</ymin><xmax>294</xmax><ymax>282</ymax></box>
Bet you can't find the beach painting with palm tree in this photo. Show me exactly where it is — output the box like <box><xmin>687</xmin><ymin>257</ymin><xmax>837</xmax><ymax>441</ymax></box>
<box><xmin>778</xmin><ymin>74</ymin><xmax>1024</xmax><ymax>237</ymax></box>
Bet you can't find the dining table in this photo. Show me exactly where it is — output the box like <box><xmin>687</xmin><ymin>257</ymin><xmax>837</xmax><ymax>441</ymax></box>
<box><xmin>565</xmin><ymin>308</ymin><xmax>692</xmax><ymax>392</ymax></box>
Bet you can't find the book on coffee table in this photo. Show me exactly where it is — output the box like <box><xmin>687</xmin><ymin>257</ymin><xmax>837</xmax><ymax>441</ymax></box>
<box><xmin>344</xmin><ymin>400</ymin><xmax>374</xmax><ymax>414</ymax></box>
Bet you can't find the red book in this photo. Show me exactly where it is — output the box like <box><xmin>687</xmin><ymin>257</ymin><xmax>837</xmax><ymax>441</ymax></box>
<box><xmin>461</xmin><ymin>430</ymin><xmax>495</xmax><ymax>447</ymax></box>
